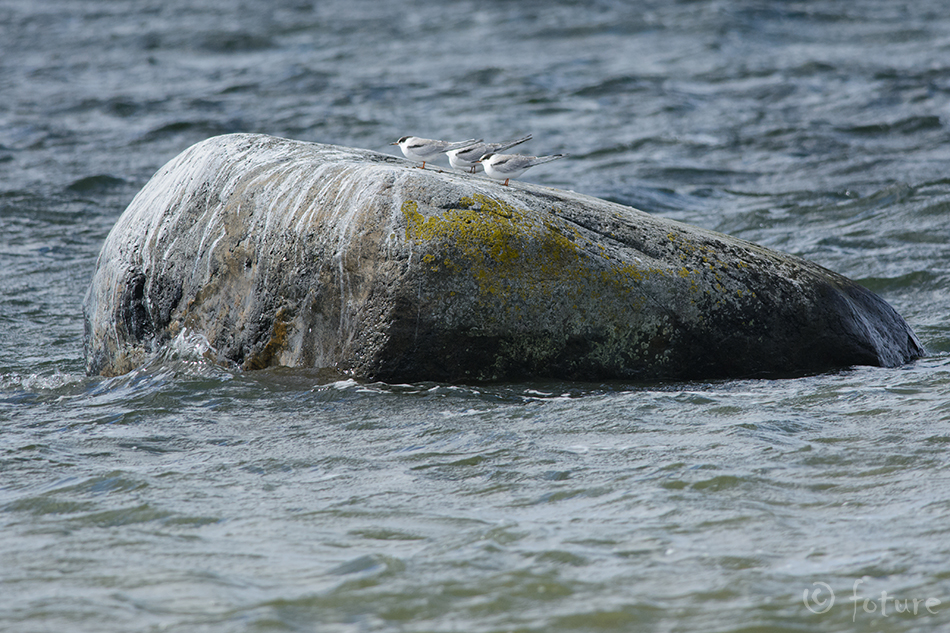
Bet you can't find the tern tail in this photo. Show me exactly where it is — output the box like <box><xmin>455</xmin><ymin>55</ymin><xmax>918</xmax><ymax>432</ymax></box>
<box><xmin>530</xmin><ymin>153</ymin><xmax>567</xmax><ymax>165</ymax></box>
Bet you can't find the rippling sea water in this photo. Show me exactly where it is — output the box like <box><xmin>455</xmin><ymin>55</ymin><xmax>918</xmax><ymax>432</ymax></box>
<box><xmin>3</xmin><ymin>1</ymin><xmax>950</xmax><ymax>631</ymax></box>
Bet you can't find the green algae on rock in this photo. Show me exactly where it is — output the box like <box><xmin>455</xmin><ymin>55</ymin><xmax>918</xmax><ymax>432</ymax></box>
<box><xmin>83</xmin><ymin>133</ymin><xmax>924</xmax><ymax>381</ymax></box>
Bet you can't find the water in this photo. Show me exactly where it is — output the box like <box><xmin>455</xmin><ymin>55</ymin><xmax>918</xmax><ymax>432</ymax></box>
<box><xmin>3</xmin><ymin>1</ymin><xmax>950</xmax><ymax>631</ymax></box>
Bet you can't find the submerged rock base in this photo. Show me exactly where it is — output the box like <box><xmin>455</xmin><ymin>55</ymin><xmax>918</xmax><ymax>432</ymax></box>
<box><xmin>84</xmin><ymin>133</ymin><xmax>924</xmax><ymax>381</ymax></box>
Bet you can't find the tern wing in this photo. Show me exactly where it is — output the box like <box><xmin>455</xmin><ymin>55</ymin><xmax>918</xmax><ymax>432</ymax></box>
<box><xmin>442</xmin><ymin>138</ymin><xmax>482</xmax><ymax>152</ymax></box>
<box><xmin>492</xmin><ymin>134</ymin><xmax>533</xmax><ymax>153</ymax></box>
<box><xmin>485</xmin><ymin>154</ymin><xmax>529</xmax><ymax>171</ymax></box>
<box><xmin>452</xmin><ymin>142</ymin><xmax>491</xmax><ymax>161</ymax></box>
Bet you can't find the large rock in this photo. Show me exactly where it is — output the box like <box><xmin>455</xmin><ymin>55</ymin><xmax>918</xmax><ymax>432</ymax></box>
<box><xmin>83</xmin><ymin>133</ymin><xmax>924</xmax><ymax>381</ymax></box>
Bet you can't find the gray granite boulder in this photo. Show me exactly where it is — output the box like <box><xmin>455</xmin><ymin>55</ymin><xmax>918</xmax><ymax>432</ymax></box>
<box><xmin>83</xmin><ymin>133</ymin><xmax>924</xmax><ymax>381</ymax></box>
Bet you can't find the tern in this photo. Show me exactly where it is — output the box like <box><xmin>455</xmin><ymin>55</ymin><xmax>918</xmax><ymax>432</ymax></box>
<box><xmin>476</xmin><ymin>152</ymin><xmax>566</xmax><ymax>186</ymax></box>
<box><xmin>390</xmin><ymin>136</ymin><xmax>481</xmax><ymax>169</ymax></box>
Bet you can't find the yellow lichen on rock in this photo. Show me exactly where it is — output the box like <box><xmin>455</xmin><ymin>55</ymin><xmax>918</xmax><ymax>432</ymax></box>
<box><xmin>401</xmin><ymin>197</ymin><xmax>586</xmax><ymax>299</ymax></box>
<box><xmin>400</xmin><ymin>195</ymin><xmax>670</xmax><ymax>310</ymax></box>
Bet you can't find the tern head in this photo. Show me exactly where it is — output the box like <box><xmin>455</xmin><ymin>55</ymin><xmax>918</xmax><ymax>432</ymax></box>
<box><xmin>476</xmin><ymin>153</ymin><xmax>495</xmax><ymax>163</ymax></box>
<box><xmin>391</xmin><ymin>136</ymin><xmax>411</xmax><ymax>146</ymax></box>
